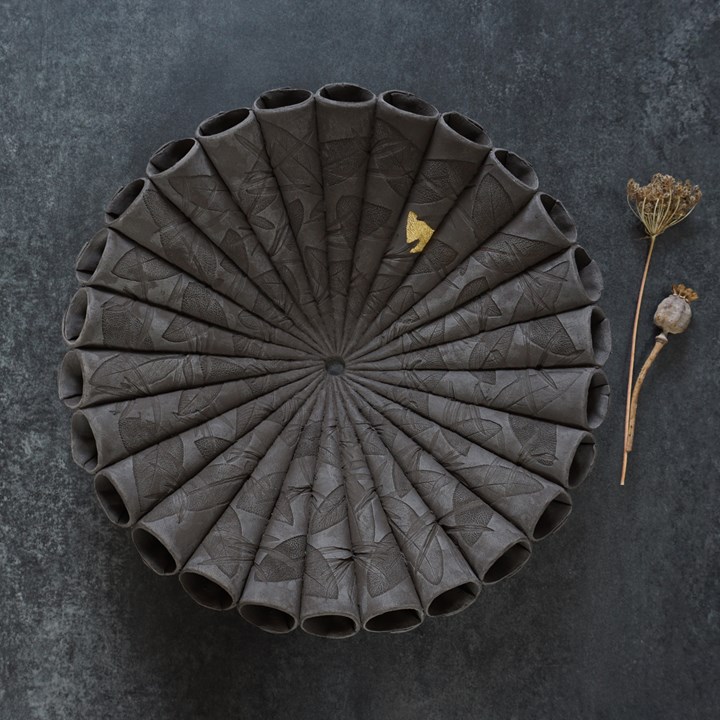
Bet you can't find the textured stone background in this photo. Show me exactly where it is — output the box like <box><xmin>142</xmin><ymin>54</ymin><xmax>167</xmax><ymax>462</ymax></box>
<box><xmin>1</xmin><ymin>1</ymin><xmax>719</xmax><ymax>718</ymax></box>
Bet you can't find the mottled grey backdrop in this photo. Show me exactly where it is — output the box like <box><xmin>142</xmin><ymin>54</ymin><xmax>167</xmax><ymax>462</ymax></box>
<box><xmin>1</xmin><ymin>1</ymin><xmax>719</xmax><ymax>718</ymax></box>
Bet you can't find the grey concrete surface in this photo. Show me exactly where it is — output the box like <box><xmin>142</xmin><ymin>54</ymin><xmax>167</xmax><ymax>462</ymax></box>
<box><xmin>1</xmin><ymin>1</ymin><xmax>719</xmax><ymax>718</ymax></box>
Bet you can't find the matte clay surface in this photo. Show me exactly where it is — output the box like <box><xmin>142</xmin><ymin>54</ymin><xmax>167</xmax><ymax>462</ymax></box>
<box><xmin>1</xmin><ymin>1</ymin><xmax>719</xmax><ymax>718</ymax></box>
<box><xmin>58</xmin><ymin>83</ymin><xmax>608</xmax><ymax>633</ymax></box>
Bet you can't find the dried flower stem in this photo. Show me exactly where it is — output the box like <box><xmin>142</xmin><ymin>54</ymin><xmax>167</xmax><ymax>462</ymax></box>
<box><xmin>625</xmin><ymin>332</ymin><xmax>667</xmax><ymax>454</ymax></box>
<box><xmin>621</xmin><ymin>175</ymin><xmax>701</xmax><ymax>486</ymax></box>
<box><xmin>620</xmin><ymin>235</ymin><xmax>656</xmax><ymax>486</ymax></box>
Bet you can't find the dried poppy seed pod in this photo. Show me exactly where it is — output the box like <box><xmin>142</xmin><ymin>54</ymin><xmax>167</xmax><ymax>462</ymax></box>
<box><xmin>654</xmin><ymin>283</ymin><xmax>698</xmax><ymax>335</ymax></box>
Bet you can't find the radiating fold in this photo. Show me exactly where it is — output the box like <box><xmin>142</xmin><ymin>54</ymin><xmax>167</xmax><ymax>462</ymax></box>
<box><xmin>339</xmin><ymin>385</ymin><xmax>481</xmax><ymax>617</ymax></box>
<box><xmin>315</xmin><ymin>83</ymin><xmax>376</xmax><ymax>348</ymax></box>
<box><xmin>131</xmin><ymin>381</ymin><xmax>320</xmax><ymax>576</ymax></box>
<box><xmin>58</xmin><ymin>348</ymin><xmax>317</xmax><ymax>409</ymax></box>
<box><xmin>357</xmin><ymin>245</ymin><xmax>601</xmax><ymax>363</ymax></box>
<box><xmin>346</xmin><ymin>380</ymin><xmax>572</xmax><ymax>540</ymax></box>
<box><xmin>351</xmin><ymin>306</ymin><xmax>611</xmax><ymax>372</ymax></box>
<box><xmin>354</xmin><ymin>367</ymin><xmax>610</xmax><ymax>431</ymax></box>
<box><xmin>93</xmin><ymin>373</ymin><xmax>321</xmax><ymax>528</ymax></box>
<box><xmin>145</xmin><ymin>138</ymin><xmax>324</xmax><ymax>352</ymax></box>
<box><xmin>104</xmin><ymin>178</ymin><xmax>297</xmax><ymax>336</ymax></box>
<box><xmin>351</xmin><ymin>375</ymin><xmax>596</xmax><ymax>488</ymax></box>
<box><xmin>341</xmin><ymin>90</ymin><xmax>439</xmax><ymax>351</ymax></box>
<box><xmin>335</xmin><ymin>387</ymin><xmax>423</xmax><ymax>632</ymax></box>
<box><xmin>63</xmin><ymin>287</ymin><xmax>306</xmax><ymax>360</ymax></box>
<box><xmin>196</xmin><ymin>107</ymin><xmax>328</xmax><ymax>350</ymax></box>
<box><xmin>347</xmin><ymin>385</ymin><xmax>531</xmax><ymax>583</ymax></box>
<box><xmin>253</xmin><ymin>88</ymin><xmax>331</xmax><ymax>333</ymax></box>
<box><xmin>351</xmin><ymin>112</ymin><xmax>492</xmax><ymax>344</ymax></box>
<box><xmin>353</xmin><ymin>190</ymin><xmax>574</xmax><ymax>358</ymax></box>
<box><xmin>237</xmin><ymin>396</ymin><xmax>326</xmax><ymax>633</ymax></box>
<box><xmin>71</xmin><ymin>366</ymin><xmax>315</xmax><ymax>473</ymax></box>
<box><xmin>76</xmin><ymin>228</ymin><xmax>316</xmax><ymax>354</ymax></box>
<box><xmin>179</xmin><ymin>390</ymin><xmax>322</xmax><ymax>610</ymax></box>
<box><xmin>300</xmin><ymin>381</ymin><xmax>360</xmax><ymax>637</ymax></box>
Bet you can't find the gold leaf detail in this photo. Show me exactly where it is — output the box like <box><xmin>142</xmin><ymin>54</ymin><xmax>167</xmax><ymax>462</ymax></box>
<box><xmin>406</xmin><ymin>211</ymin><xmax>435</xmax><ymax>254</ymax></box>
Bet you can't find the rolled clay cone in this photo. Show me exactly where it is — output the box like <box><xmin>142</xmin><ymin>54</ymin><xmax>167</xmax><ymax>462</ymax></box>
<box><xmin>358</xmin><ymin>245</ymin><xmax>602</xmax><ymax>363</ymax></box>
<box><xmin>352</xmin><ymin>190</ymin><xmax>575</xmax><ymax>359</ymax></box>
<box><xmin>315</xmin><ymin>83</ymin><xmax>376</xmax><ymax>348</ymax></box>
<box><xmin>340</xmin><ymin>90</ymin><xmax>439</xmax><ymax>350</ymax></box>
<box><xmin>62</xmin><ymin>287</ymin><xmax>306</xmax><ymax>360</ymax></box>
<box><xmin>354</xmin><ymin>367</ymin><xmax>610</xmax><ymax>431</ymax></box>
<box><xmin>351</xmin><ymin>112</ymin><xmax>492</xmax><ymax>344</ymax></box>
<box><xmin>351</xmin><ymin>375</ymin><xmax>596</xmax><ymax>488</ymax></box>
<box><xmin>144</xmin><ymin>138</ymin><xmax>321</xmax><ymax>351</ymax></box>
<box><xmin>179</xmin><ymin>391</ymin><xmax>322</xmax><ymax>610</ymax></box>
<box><xmin>335</xmin><ymin>388</ymin><xmax>423</xmax><ymax>632</ymax></box>
<box><xmin>131</xmin><ymin>381</ymin><xmax>320</xmax><ymax>576</ymax></box>
<box><xmin>104</xmin><ymin>178</ymin><xmax>298</xmax><ymax>337</ymax></box>
<box><xmin>75</xmin><ymin>228</ymin><xmax>316</xmax><ymax>354</ymax></box>
<box><xmin>70</xmin><ymin>366</ymin><xmax>315</xmax><ymax>473</ymax></box>
<box><xmin>237</xmin><ymin>396</ymin><xmax>326</xmax><ymax>633</ymax></box>
<box><xmin>300</xmin><ymin>382</ymin><xmax>360</xmax><ymax>638</ymax></box>
<box><xmin>253</xmin><ymin>88</ymin><xmax>333</xmax><ymax>333</ymax></box>
<box><xmin>93</xmin><ymin>373</ymin><xmax>322</xmax><ymax>527</ymax></box>
<box><xmin>348</xmin><ymin>387</ymin><xmax>531</xmax><ymax>584</ymax></box>
<box><xmin>347</xmin><ymin>380</ymin><xmax>572</xmax><ymax>541</ymax></box>
<box><xmin>195</xmin><ymin>108</ymin><xmax>328</xmax><ymax>350</ymax></box>
<box><xmin>351</xmin><ymin>306</ymin><xmax>611</xmax><ymax>372</ymax></box>
<box><xmin>339</xmin><ymin>385</ymin><xmax>481</xmax><ymax>617</ymax></box>
<box><xmin>58</xmin><ymin>348</ymin><xmax>317</xmax><ymax>409</ymax></box>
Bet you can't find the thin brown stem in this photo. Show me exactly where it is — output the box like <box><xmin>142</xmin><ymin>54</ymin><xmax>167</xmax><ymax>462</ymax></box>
<box><xmin>620</xmin><ymin>235</ymin><xmax>656</xmax><ymax>486</ymax></box>
<box><xmin>625</xmin><ymin>333</ymin><xmax>668</xmax><ymax>454</ymax></box>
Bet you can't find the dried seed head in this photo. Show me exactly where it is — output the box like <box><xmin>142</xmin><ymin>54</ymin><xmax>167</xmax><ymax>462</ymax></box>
<box><xmin>626</xmin><ymin>173</ymin><xmax>702</xmax><ymax>238</ymax></box>
<box><xmin>671</xmin><ymin>283</ymin><xmax>699</xmax><ymax>303</ymax></box>
<box><xmin>654</xmin><ymin>284</ymin><xmax>698</xmax><ymax>335</ymax></box>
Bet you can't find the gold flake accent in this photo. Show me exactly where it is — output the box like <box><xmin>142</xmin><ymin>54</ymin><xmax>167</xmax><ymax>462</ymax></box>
<box><xmin>406</xmin><ymin>211</ymin><xmax>434</xmax><ymax>254</ymax></box>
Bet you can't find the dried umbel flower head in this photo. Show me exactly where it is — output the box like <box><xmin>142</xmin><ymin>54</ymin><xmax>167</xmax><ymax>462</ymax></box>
<box><xmin>620</xmin><ymin>173</ymin><xmax>702</xmax><ymax>485</ymax></box>
<box><xmin>626</xmin><ymin>174</ymin><xmax>702</xmax><ymax>239</ymax></box>
<box><xmin>654</xmin><ymin>284</ymin><xmax>699</xmax><ymax>335</ymax></box>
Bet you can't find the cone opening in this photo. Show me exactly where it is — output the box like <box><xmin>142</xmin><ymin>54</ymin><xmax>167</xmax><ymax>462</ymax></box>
<box><xmin>318</xmin><ymin>83</ymin><xmax>374</xmax><ymax>103</ymax></box>
<box><xmin>494</xmin><ymin>149</ymin><xmax>538</xmax><ymax>189</ymax></box>
<box><xmin>443</xmin><ymin>112</ymin><xmax>489</xmax><ymax>145</ymax></box>
<box><xmin>540</xmin><ymin>193</ymin><xmax>578</xmax><ymax>243</ymax></box>
<box><xmin>365</xmin><ymin>608</ymin><xmax>423</xmax><ymax>633</ymax></box>
<box><xmin>58</xmin><ymin>351</ymin><xmax>83</xmax><ymax>408</ymax></box>
<box><xmin>180</xmin><ymin>571</ymin><xmax>233</xmax><ymax>610</ymax></box>
<box><xmin>382</xmin><ymin>90</ymin><xmax>437</xmax><ymax>117</ymax></box>
<box><xmin>301</xmin><ymin>614</ymin><xmax>359</xmax><ymax>638</ymax></box>
<box><xmin>75</xmin><ymin>229</ymin><xmax>108</xmax><ymax>284</ymax></box>
<box><xmin>132</xmin><ymin>528</ymin><xmax>177</xmax><ymax>575</ymax></box>
<box><xmin>105</xmin><ymin>179</ymin><xmax>145</xmax><ymax>220</ymax></box>
<box><xmin>483</xmin><ymin>542</ymin><xmax>532</xmax><ymax>584</ymax></box>
<box><xmin>532</xmin><ymin>495</ymin><xmax>572</xmax><ymax>540</ymax></box>
<box><xmin>586</xmin><ymin>370</ymin><xmax>610</xmax><ymax>429</ymax></box>
<box><xmin>239</xmin><ymin>603</ymin><xmax>297</xmax><ymax>634</ymax></box>
<box><xmin>574</xmin><ymin>247</ymin><xmax>602</xmax><ymax>303</ymax></box>
<box><xmin>427</xmin><ymin>581</ymin><xmax>480</xmax><ymax>616</ymax></box>
<box><xmin>94</xmin><ymin>472</ymin><xmax>130</xmax><ymax>527</ymax></box>
<box><xmin>63</xmin><ymin>290</ymin><xmax>88</xmax><ymax>344</ymax></box>
<box><xmin>256</xmin><ymin>88</ymin><xmax>312</xmax><ymax>109</ymax></box>
<box><xmin>70</xmin><ymin>411</ymin><xmax>98</xmax><ymax>472</ymax></box>
<box><xmin>567</xmin><ymin>435</ymin><xmax>596</xmax><ymax>488</ymax></box>
<box><xmin>148</xmin><ymin>138</ymin><xmax>195</xmax><ymax>174</ymax></box>
<box><xmin>590</xmin><ymin>307</ymin><xmax>612</xmax><ymax>366</ymax></box>
<box><xmin>197</xmin><ymin>108</ymin><xmax>251</xmax><ymax>137</ymax></box>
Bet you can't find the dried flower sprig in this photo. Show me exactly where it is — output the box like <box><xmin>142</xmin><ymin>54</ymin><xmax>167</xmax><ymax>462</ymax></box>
<box><xmin>623</xmin><ymin>285</ymin><xmax>698</xmax><ymax>476</ymax></box>
<box><xmin>621</xmin><ymin>175</ymin><xmax>702</xmax><ymax>486</ymax></box>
